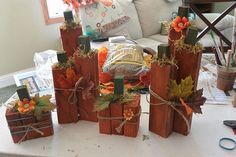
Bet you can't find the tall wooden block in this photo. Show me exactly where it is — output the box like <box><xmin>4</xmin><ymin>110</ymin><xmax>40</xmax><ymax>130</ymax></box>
<box><xmin>173</xmin><ymin>49</ymin><xmax>202</xmax><ymax>135</ymax></box>
<box><xmin>52</xmin><ymin>68</ymin><xmax>79</xmax><ymax>124</ymax></box>
<box><xmin>149</xmin><ymin>63</ymin><xmax>174</xmax><ymax>138</ymax></box>
<box><xmin>74</xmin><ymin>53</ymin><xmax>99</xmax><ymax>122</ymax></box>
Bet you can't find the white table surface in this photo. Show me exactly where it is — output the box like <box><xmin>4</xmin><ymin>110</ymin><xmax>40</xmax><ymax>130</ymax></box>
<box><xmin>0</xmin><ymin>93</ymin><xmax>236</xmax><ymax>157</ymax></box>
<box><xmin>1</xmin><ymin>56</ymin><xmax>236</xmax><ymax>157</ymax></box>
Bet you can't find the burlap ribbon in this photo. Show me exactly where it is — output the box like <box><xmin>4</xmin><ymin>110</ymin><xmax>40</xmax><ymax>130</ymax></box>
<box><xmin>147</xmin><ymin>87</ymin><xmax>190</xmax><ymax>134</ymax></box>
<box><xmin>9</xmin><ymin>120</ymin><xmax>52</xmax><ymax>144</ymax></box>
<box><xmin>97</xmin><ymin>107</ymin><xmax>141</xmax><ymax>133</ymax></box>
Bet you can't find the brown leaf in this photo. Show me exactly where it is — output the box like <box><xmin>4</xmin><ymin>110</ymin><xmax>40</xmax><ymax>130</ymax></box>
<box><xmin>186</xmin><ymin>89</ymin><xmax>206</xmax><ymax>114</ymax></box>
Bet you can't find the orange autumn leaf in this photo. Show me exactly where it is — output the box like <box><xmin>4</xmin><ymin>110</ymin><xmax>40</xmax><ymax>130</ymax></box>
<box><xmin>64</xmin><ymin>0</ymin><xmax>71</xmax><ymax>6</ymax></box>
<box><xmin>179</xmin><ymin>98</ymin><xmax>192</xmax><ymax>116</ymax></box>
<box><xmin>125</xmin><ymin>83</ymin><xmax>134</xmax><ymax>89</ymax></box>
<box><xmin>98</xmin><ymin>47</ymin><xmax>108</xmax><ymax>68</ymax></box>
<box><xmin>99</xmin><ymin>72</ymin><xmax>112</xmax><ymax>83</ymax></box>
<box><xmin>100</xmin><ymin>88</ymin><xmax>113</xmax><ymax>94</ymax></box>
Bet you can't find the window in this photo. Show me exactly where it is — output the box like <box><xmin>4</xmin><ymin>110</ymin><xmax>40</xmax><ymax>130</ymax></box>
<box><xmin>41</xmin><ymin>0</ymin><xmax>67</xmax><ymax>25</ymax></box>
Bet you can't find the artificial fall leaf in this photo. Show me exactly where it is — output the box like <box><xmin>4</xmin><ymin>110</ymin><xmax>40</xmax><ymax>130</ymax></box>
<box><xmin>186</xmin><ymin>89</ymin><xmax>206</xmax><ymax>114</ymax></box>
<box><xmin>170</xmin><ymin>76</ymin><xmax>194</xmax><ymax>100</ymax></box>
<box><xmin>179</xmin><ymin>98</ymin><xmax>192</xmax><ymax>116</ymax></box>
<box><xmin>33</xmin><ymin>94</ymin><xmax>56</xmax><ymax>120</ymax></box>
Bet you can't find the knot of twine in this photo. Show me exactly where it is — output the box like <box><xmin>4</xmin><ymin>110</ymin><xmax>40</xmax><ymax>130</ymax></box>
<box><xmin>147</xmin><ymin>87</ymin><xmax>190</xmax><ymax>134</ymax></box>
<box><xmin>97</xmin><ymin>107</ymin><xmax>141</xmax><ymax>134</ymax></box>
<box><xmin>9</xmin><ymin>120</ymin><xmax>51</xmax><ymax>144</ymax></box>
<box><xmin>54</xmin><ymin>76</ymin><xmax>96</xmax><ymax>105</ymax></box>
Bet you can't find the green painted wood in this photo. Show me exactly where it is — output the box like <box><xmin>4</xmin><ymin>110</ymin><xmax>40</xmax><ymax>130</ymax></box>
<box><xmin>185</xmin><ymin>26</ymin><xmax>199</xmax><ymax>45</ymax></box>
<box><xmin>16</xmin><ymin>85</ymin><xmax>31</xmax><ymax>101</ymax></box>
<box><xmin>157</xmin><ymin>44</ymin><xmax>171</xmax><ymax>59</ymax></box>
<box><xmin>114</xmin><ymin>75</ymin><xmax>124</xmax><ymax>95</ymax></box>
<box><xmin>178</xmin><ymin>6</ymin><xmax>189</xmax><ymax>18</ymax></box>
<box><xmin>78</xmin><ymin>35</ymin><xmax>91</xmax><ymax>53</ymax></box>
<box><xmin>57</xmin><ymin>52</ymin><xmax>68</xmax><ymax>64</ymax></box>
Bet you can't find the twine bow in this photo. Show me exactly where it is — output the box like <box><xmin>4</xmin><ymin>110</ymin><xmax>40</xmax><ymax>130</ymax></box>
<box><xmin>147</xmin><ymin>87</ymin><xmax>190</xmax><ymax>134</ymax></box>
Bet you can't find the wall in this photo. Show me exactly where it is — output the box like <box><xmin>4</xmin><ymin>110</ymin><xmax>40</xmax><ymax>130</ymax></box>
<box><xmin>213</xmin><ymin>2</ymin><xmax>234</xmax><ymax>15</ymax></box>
<box><xmin>0</xmin><ymin>0</ymin><xmax>62</xmax><ymax>76</ymax></box>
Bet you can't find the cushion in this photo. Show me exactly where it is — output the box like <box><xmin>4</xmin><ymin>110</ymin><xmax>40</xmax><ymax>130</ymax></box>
<box><xmin>149</xmin><ymin>33</ymin><xmax>229</xmax><ymax>48</ymax></box>
<box><xmin>79</xmin><ymin>0</ymin><xmax>143</xmax><ymax>40</ymax></box>
<box><xmin>193</xmin><ymin>13</ymin><xmax>234</xmax><ymax>31</ymax></box>
<box><xmin>134</xmin><ymin>0</ymin><xmax>181</xmax><ymax>37</ymax></box>
<box><xmin>135</xmin><ymin>38</ymin><xmax>163</xmax><ymax>51</ymax></box>
<box><xmin>116</xmin><ymin>0</ymin><xmax>143</xmax><ymax>39</ymax></box>
<box><xmin>79</xmin><ymin>1</ymin><xmax>130</xmax><ymax>39</ymax></box>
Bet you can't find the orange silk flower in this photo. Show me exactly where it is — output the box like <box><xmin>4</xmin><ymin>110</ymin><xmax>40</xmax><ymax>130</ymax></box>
<box><xmin>171</xmin><ymin>16</ymin><xmax>189</xmax><ymax>32</ymax></box>
<box><xmin>123</xmin><ymin>109</ymin><xmax>134</xmax><ymax>121</ymax></box>
<box><xmin>17</xmin><ymin>99</ymin><xmax>36</xmax><ymax>114</ymax></box>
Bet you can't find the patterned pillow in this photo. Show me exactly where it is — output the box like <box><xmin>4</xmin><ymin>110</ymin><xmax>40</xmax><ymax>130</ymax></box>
<box><xmin>79</xmin><ymin>0</ymin><xmax>130</xmax><ymax>39</ymax></box>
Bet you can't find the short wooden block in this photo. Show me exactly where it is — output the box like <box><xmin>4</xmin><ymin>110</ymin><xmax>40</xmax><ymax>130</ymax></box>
<box><xmin>98</xmin><ymin>108</ymin><xmax>112</xmax><ymax>134</ymax></box>
<box><xmin>6</xmin><ymin>110</ymin><xmax>53</xmax><ymax>143</ymax></box>
<box><xmin>110</xmin><ymin>103</ymin><xmax>123</xmax><ymax>135</ymax></box>
<box><xmin>124</xmin><ymin>120</ymin><xmax>140</xmax><ymax>138</ymax></box>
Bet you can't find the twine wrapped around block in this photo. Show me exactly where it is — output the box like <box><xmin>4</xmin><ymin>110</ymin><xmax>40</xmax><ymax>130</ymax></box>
<box><xmin>97</xmin><ymin>108</ymin><xmax>141</xmax><ymax>134</ymax></box>
<box><xmin>9</xmin><ymin>120</ymin><xmax>52</xmax><ymax>144</ymax></box>
<box><xmin>54</xmin><ymin>76</ymin><xmax>97</xmax><ymax>119</ymax></box>
<box><xmin>147</xmin><ymin>88</ymin><xmax>190</xmax><ymax>134</ymax></box>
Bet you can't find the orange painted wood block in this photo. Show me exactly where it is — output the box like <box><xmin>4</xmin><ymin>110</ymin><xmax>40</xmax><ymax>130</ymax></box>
<box><xmin>98</xmin><ymin>108</ymin><xmax>112</xmax><ymax>134</ymax></box>
<box><xmin>168</xmin><ymin>28</ymin><xmax>184</xmax><ymax>56</ymax></box>
<box><xmin>74</xmin><ymin>53</ymin><xmax>99</xmax><ymax>122</ymax></box>
<box><xmin>149</xmin><ymin>63</ymin><xmax>174</xmax><ymax>138</ymax></box>
<box><xmin>5</xmin><ymin>110</ymin><xmax>53</xmax><ymax>143</ymax></box>
<box><xmin>97</xmin><ymin>95</ymin><xmax>141</xmax><ymax>137</ymax></box>
<box><xmin>110</xmin><ymin>103</ymin><xmax>124</xmax><ymax>135</ymax></box>
<box><xmin>60</xmin><ymin>26</ymin><xmax>82</xmax><ymax>57</ymax></box>
<box><xmin>173</xmin><ymin>49</ymin><xmax>202</xmax><ymax>135</ymax></box>
<box><xmin>52</xmin><ymin>68</ymin><xmax>79</xmax><ymax>124</ymax></box>
<box><xmin>124</xmin><ymin>95</ymin><xmax>141</xmax><ymax>137</ymax></box>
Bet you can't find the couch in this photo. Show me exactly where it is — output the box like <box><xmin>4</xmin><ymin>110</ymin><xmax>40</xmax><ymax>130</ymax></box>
<box><xmin>98</xmin><ymin>0</ymin><xmax>234</xmax><ymax>52</ymax></box>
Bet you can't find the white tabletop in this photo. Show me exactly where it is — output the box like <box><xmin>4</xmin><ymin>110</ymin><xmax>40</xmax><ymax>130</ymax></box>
<box><xmin>1</xmin><ymin>57</ymin><xmax>236</xmax><ymax>157</ymax></box>
<box><xmin>0</xmin><ymin>93</ymin><xmax>236</xmax><ymax>157</ymax></box>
